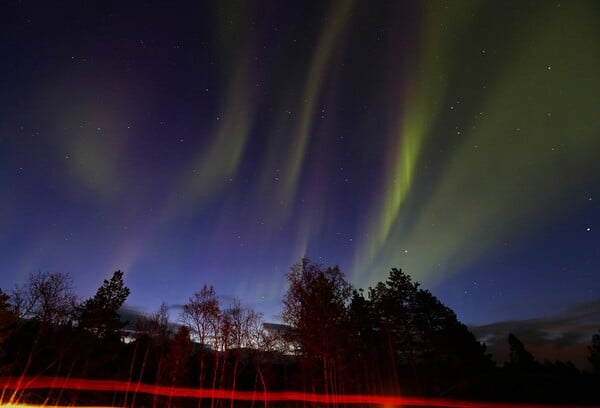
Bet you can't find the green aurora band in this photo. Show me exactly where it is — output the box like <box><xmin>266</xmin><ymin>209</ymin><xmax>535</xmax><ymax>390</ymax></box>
<box><xmin>353</xmin><ymin>1</ymin><xmax>600</xmax><ymax>289</ymax></box>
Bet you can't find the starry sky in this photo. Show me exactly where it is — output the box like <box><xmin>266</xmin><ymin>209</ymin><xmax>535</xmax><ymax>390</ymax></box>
<box><xmin>1</xmin><ymin>0</ymin><xmax>599</xmax><ymax>352</ymax></box>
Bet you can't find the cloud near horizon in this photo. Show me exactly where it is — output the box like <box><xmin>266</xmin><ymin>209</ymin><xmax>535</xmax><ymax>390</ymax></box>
<box><xmin>469</xmin><ymin>300</ymin><xmax>600</xmax><ymax>370</ymax></box>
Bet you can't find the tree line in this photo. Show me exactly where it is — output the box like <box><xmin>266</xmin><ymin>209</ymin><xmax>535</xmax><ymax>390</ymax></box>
<box><xmin>0</xmin><ymin>259</ymin><xmax>599</xmax><ymax>406</ymax></box>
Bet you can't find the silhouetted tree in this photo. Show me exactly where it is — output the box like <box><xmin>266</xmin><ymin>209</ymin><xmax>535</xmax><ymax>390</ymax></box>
<box><xmin>507</xmin><ymin>333</ymin><xmax>536</xmax><ymax>369</ymax></box>
<box><xmin>70</xmin><ymin>271</ymin><xmax>130</xmax><ymax>381</ymax></box>
<box><xmin>499</xmin><ymin>334</ymin><xmax>592</xmax><ymax>403</ymax></box>
<box><xmin>1</xmin><ymin>272</ymin><xmax>78</xmax><ymax>379</ymax></box>
<box><xmin>282</xmin><ymin>258</ymin><xmax>353</xmax><ymax>395</ymax></box>
<box><xmin>588</xmin><ymin>329</ymin><xmax>600</xmax><ymax>374</ymax></box>
<box><xmin>348</xmin><ymin>288</ymin><xmax>381</xmax><ymax>394</ymax></box>
<box><xmin>365</xmin><ymin>268</ymin><xmax>493</xmax><ymax>396</ymax></box>
<box><xmin>150</xmin><ymin>302</ymin><xmax>171</xmax><ymax>386</ymax></box>
<box><xmin>0</xmin><ymin>288</ymin><xmax>14</xmax><ymax>334</ymax></box>
<box><xmin>161</xmin><ymin>325</ymin><xmax>193</xmax><ymax>388</ymax></box>
<box><xmin>368</xmin><ymin>267</ymin><xmax>420</xmax><ymax>391</ymax></box>
<box><xmin>77</xmin><ymin>270</ymin><xmax>130</xmax><ymax>340</ymax></box>
<box><xmin>0</xmin><ymin>288</ymin><xmax>17</xmax><ymax>374</ymax></box>
<box><xmin>0</xmin><ymin>288</ymin><xmax>9</xmax><ymax>311</ymax></box>
<box><xmin>12</xmin><ymin>271</ymin><xmax>77</xmax><ymax>326</ymax></box>
<box><xmin>180</xmin><ymin>284</ymin><xmax>220</xmax><ymax>388</ymax></box>
<box><xmin>222</xmin><ymin>299</ymin><xmax>242</xmax><ymax>392</ymax></box>
<box><xmin>220</xmin><ymin>298</ymin><xmax>265</xmax><ymax>402</ymax></box>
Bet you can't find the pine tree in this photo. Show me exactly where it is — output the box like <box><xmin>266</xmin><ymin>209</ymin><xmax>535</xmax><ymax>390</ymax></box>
<box><xmin>77</xmin><ymin>270</ymin><xmax>130</xmax><ymax>340</ymax></box>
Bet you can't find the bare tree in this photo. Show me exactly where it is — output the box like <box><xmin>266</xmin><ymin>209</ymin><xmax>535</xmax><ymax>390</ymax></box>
<box><xmin>225</xmin><ymin>298</ymin><xmax>262</xmax><ymax>349</ymax></box>
<box><xmin>282</xmin><ymin>258</ymin><xmax>353</xmax><ymax>395</ymax></box>
<box><xmin>222</xmin><ymin>298</ymin><xmax>265</xmax><ymax>405</ymax></box>
<box><xmin>180</xmin><ymin>284</ymin><xmax>221</xmax><ymax>388</ymax></box>
<box><xmin>151</xmin><ymin>302</ymin><xmax>172</xmax><ymax>373</ymax></box>
<box><xmin>12</xmin><ymin>271</ymin><xmax>77</xmax><ymax>326</ymax></box>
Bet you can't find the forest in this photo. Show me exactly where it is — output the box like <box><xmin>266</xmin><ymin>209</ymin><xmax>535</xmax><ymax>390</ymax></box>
<box><xmin>0</xmin><ymin>259</ymin><xmax>598</xmax><ymax>406</ymax></box>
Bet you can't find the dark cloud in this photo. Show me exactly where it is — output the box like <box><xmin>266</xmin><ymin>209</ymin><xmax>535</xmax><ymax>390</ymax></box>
<box><xmin>167</xmin><ymin>304</ymin><xmax>185</xmax><ymax>312</ymax></box>
<box><xmin>469</xmin><ymin>300</ymin><xmax>600</xmax><ymax>370</ymax></box>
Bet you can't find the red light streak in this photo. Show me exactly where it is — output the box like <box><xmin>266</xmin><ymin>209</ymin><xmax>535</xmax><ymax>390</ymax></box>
<box><xmin>0</xmin><ymin>376</ymin><xmax>585</xmax><ymax>408</ymax></box>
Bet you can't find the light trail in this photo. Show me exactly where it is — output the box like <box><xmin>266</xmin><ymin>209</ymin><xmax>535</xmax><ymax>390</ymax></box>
<box><xmin>0</xmin><ymin>376</ymin><xmax>587</xmax><ymax>408</ymax></box>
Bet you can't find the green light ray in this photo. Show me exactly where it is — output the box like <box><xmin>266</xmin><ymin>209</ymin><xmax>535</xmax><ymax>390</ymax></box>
<box><xmin>357</xmin><ymin>2</ymin><xmax>600</xmax><ymax>287</ymax></box>
<box><xmin>354</xmin><ymin>0</ymin><xmax>479</xmax><ymax>283</ymax></box>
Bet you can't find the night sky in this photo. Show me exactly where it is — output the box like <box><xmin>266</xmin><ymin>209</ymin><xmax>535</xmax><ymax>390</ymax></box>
<box><xmin>1</xmin><ymin>1</ymin><xmax>599</xmax><ymax>362</ymax></box>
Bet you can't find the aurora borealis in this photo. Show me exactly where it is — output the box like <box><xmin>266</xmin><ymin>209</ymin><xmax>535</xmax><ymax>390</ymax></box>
<box><xmin>1</xmin><ymin>0</ymin><xmax>598</xmax><ymax>359</ymax></box>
